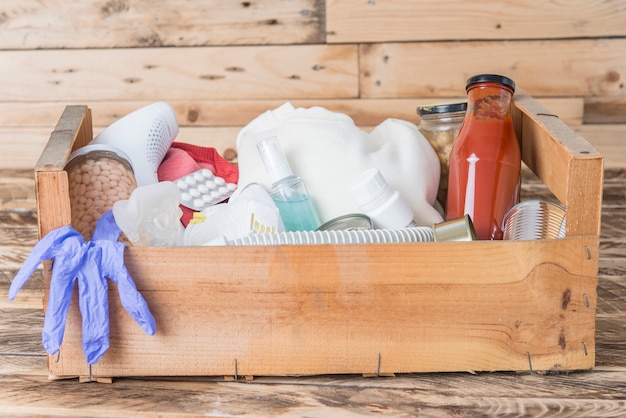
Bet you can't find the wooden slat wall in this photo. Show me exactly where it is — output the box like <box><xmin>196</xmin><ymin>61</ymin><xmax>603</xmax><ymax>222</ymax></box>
<box><xmin>0</xmin><ymin>0</ymin><xmax>325</xmax><ymax>48</ymax></box>
<box><xmin>326</xmin><ymin>0</ymin><xmax>626</xmax><ymax>42</ymax></box>
<box><xmin>0</xmin><ymin>0</ymin><xmax>624</xmax><ymax>169</ymax></box>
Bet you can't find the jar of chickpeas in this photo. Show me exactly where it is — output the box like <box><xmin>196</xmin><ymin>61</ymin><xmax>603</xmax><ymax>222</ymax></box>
<box><xmin>65</xmin><ymin>144</ymin><xmax>137</xmax><ymax>240</ymax></box>
<box><xmin>417</xmin><ymin>102</ymin><xmax>467</xmax><ymax>209</ymax></box>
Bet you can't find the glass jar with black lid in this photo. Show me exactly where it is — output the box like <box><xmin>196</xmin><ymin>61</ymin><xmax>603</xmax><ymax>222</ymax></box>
<box><xmin>417</xmin><ymin>102</ymin><xmax>467</xmax><ymax>208</ymax></box>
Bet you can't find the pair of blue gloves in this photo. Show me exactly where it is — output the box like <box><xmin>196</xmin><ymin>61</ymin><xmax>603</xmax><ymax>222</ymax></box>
<box><xmin>9</xmin><ymin>211</ymin><xmax>156</xmax><ymax>365</ymax></box>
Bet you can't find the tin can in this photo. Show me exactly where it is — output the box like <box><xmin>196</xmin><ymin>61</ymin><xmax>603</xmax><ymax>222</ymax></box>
<box><xmin>502</xmin><ymin>200</ymin><xmax>566</xmax><ymax>240</ymax></box>
<box><xmin>317</xmin><ymin>214</ymin><xmax>373</xmax><ymax>231</ymax></box>
<box><xmin>432</xmin><ymin>214</ymin><xmax>477</xmax><ymax>242</ymax></box>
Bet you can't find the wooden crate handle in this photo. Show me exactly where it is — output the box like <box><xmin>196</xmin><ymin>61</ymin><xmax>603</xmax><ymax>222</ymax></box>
<box><xmin>35</xmin><ymin>105</ymin><xmax>93</xmax><ymax>237</ymax></box>
<box><xmin>512</xmin><ymin>91</ymin><xmax>604</xmax><ymax>237</ymax></box>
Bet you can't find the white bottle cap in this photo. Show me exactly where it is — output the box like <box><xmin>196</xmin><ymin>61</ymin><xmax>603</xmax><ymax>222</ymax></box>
<box><xmin>350</xmin><ymin>168</ymin><xmax>394</xmax><ymax>212</ymax></box>
<box><xmin>349</xmin><ymin>168</ymin><xmax>414</xmax><ymax>229</ymax></box>
<box><xmin>257</xmin><ymin>136</ymin><xmax>293</xmax><ymax>184</ymax></box>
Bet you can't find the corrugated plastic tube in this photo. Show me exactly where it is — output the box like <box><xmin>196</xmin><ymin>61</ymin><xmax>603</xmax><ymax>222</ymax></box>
<box><xmin>227</xmin><ymin>227</ymin><xmax>434</xmax><ymax>246</ymax></box>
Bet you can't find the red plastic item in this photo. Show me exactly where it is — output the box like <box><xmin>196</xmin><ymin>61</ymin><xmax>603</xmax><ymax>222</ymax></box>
<box><xmin>445</xmin><ymin>74</ymin><xmax>521</xmax><ymax>240</ymax></box>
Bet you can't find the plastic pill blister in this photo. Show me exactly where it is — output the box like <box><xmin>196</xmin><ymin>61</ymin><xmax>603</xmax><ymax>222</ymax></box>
<box><xmin>174</xmin><ymin>169</ymin><xmax>237</xmax><ymax>211</ymax></box>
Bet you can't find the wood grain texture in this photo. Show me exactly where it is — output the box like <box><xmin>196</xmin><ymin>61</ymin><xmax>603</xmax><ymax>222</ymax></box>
<box><xmin>584</xmin><ymin>97</ymin><xmax>626</xmax><ymax>124</ymax></box>
<box><xmin>359</xmin><ymin>39</ymin><xmax>626</xmax><ymax>98</ymax></box>
<box><xmin>0</xmin><ymin>308</ymin><xmax>44</xmax><ymax>354</ymax></box>
<box><xmin>0</xmin><ymin>97</ymin><xmax>585</xmax><ymax>128</ymax></box>
<box><xmin>0</xmin><ymin>45</ymin><xmax>359</xmax><ymax>102</ymax></box>
<box><xmin>0</xmin><ymin>0</ymin><xmax>324</xmax><ymax>49</ymax></box>
<box><xmin>0</xmin><ymin>0</ymin><xmax>624</xmax><ymax>413</ymax></box>
<box><xmin>24</xmin><ymin>99</ymin><xmax>600</xmax><ymax>378</ymax></box>
<box><xmin>574</xmin><ymin>125</ymin><xmax>626</xmax><ymax>169</ymax></box>
<box><xmin>2</xmin><ymin>40</ymin><xmax>624</xmax><ymax>102</ymax></box>
<box><xmin>41</xmin><ymin>237</ymin><xmax>596</xmax><ymax>378</ymax></box>
<box><xmin>327</xmin><ymin>0</ymin><xmax>626</xmax><ymax>43</ymax></box>
<box><xmin>513</xmin><ymin>92</ymin><xmax>604</xmax><ymax>237</ymax></box>
<box><xmin>1</xmin><ymin>371</ymin><xmax>626</xmax><ymax>417</ymax></box>
<box><xmin>1</xmin><ymin>166</ymin><xmax>625</xmax><ymax>415</ymax></box>
<box><xmin>0</xmin><ymin>96</ymin><xmax>596</xmax><ymax>170</ymax></box>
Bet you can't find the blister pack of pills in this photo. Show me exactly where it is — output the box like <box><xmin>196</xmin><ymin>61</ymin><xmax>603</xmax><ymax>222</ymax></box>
<box><xmin>174</xmin><ymin>169</ymin><xmax>237</xmax><ymax>211</ymax></box>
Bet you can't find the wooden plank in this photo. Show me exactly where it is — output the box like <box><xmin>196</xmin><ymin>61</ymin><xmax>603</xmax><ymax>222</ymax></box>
<box><xmin>574</xmin><ymin>125</ymin><xmax>626</xmax><ymax>170</ymax></box>
<box><xmin>0</xmin><ymin>0</ymin><xmax>323</xmax><ymax>49</ymax></box>
<box><xmin>0</xmin><ymin>308</ymin><xmax>44</xmax><ymax>355</ymax></box>
<box><xmin>359</xmin><ymin>39</ymin><xmax>626</xmax><ymax>98</ymax></box>
<box><xmin>0</xmin><ymin>99</ymin><xmax>424</xmax><ymax>128</ymax></box>
<box><xmin>3</xmin><ymin>369</ymin><xmax>626</xmax><ymax>417</ymax></box>
<box><xmin>2</xmin><ymin>167</ymin><xmax>625</xmax><ymax>413</ymax></box>
<box><xmin>43</xmin><ymin>237</ymin><xmax>597</xmax><ymax>378</ymax></box>
<box><xmin>0</xmin><ymin>128</ymin><xmax>51</xmax><ymax>169</ymax></box>
<box><xmin>327</xmin><ymin>0</ymin><xmax>626</xmax><ymax>43</ymax></box>
<box><xmin>0</xmin><ymin>45</ymin><xmax>358</xmax><ymax>102</ymax></box>
<box><xmin>0</xmin><ymin>169</ymin><xmax>36</xmax><ymax>210</ymax></box>
<box><xmin>0</xmin><ymin>96</ymin><xmax>589</xmax><ymax>170</ymax></box>
<box><xmin>512</xmin><ymin>92</ymin><xmax>604</xmax><ymax>237</ymax></box>
<box><xmin>0</xmin><ymin>355</ymin><xmax>46</xmax><ymax>376</ymax></box>
<box><xmin>584</xmin><ymin>97</ymin><xmax>626</xmax><ymax>124</ymax></box>
<box><xmin>0</xmin><ymin>97</ymin><xmax>585</xmax><ymax>128</ymax></box>
<box><xmin>0</xmin><ymin>126</ymin><xmax>243</xmax><ymax>170</ymax></box>
<box><xmin>4</xmin><ymin>39</ymin><xmax>622</xmax><ymax>103</ymax></box>
<box><xmin>3</xmin><ymin>123</ymin><xmax>622</xmax><ymax>175</ymax></box>
<box><xmin>35</xmin><ymin>106</ymin><xmax>93</xmax><ymax>170</ymax></box>
<box><xmin>601</xmin><ymin>169</ymin><xmax>626</xmax><ymax>209</ymax></box>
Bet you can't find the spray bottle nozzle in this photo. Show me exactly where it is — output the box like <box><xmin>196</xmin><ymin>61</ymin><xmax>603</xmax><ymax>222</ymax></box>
<box><xmin>257</xmin><ymin>136</ymin><xmax>293</xmax><ymax>185</ymax></box>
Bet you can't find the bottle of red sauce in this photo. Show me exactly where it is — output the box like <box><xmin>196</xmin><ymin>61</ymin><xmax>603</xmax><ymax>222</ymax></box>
<box><xmin>445</xmin><ymin>74</ymin><xmax>521</xmax><ymax>240</ymax></box>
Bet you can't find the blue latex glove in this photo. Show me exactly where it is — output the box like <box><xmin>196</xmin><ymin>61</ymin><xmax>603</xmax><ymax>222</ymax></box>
<box><xmin>9</xmin><ymin>225</ymin><xmax>86</xmax><ymax>357</ymax></box>
<box><xmin>91</xmin><ymin>211</ymin><xmax>157</xmax><ymax>341</ymax></box>
<box><xmin>9</xmin><ymin>211</ymin><xmax>156</xmax><ymax>364</ymax></box>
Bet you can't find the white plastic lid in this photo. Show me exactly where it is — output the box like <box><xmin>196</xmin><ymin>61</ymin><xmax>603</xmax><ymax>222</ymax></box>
<box><xmin>349</xmin><ymin>168</ymin><xmax>394</xmax><ymax>213</ymax></box>
<box><xmin>349</xmin><ymin>168</ymin><xmax>414</xmax><ymax>229</ymax></box>
<box><xmin>257</xmin><ymin>136</ymin><xmax>293</xmax><ymax>184</ymax></box>
<box><xmin>67</xmin><ymin>143</ymin><xmax>134</xmax><ymax>169</ymax></box>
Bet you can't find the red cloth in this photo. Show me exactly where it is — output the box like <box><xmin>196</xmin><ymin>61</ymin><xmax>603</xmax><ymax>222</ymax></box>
<box><xmin>157</xmin><ymin>142</ymin><xmax>238</xmax><ymax>226</ymax></box>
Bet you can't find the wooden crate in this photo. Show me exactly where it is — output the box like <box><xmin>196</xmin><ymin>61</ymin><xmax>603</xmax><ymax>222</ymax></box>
<box><xmin>34</xmin><ymin>91</ymin><xmax>603</xmax><ymax>379</ymax></box>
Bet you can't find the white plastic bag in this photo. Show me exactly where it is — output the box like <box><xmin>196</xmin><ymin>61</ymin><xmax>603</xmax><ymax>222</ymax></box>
<box><xmin>184</xmin><ymin>183</ymin><xmax>284</xmax><ymax>246</ymax></box>
<box><xmin>236</xmin><ymin>103</ymin><xmax>443</xmax><ymax>227</ymax></box>
<box><xmin>112</xmin><ymin>182</ymin><xmax>184</xmax><ymax>246</ymax></box>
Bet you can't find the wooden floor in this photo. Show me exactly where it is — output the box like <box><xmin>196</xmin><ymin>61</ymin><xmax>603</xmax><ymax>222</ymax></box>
<box><xmin>1</xmin><ymin>162</ymin><xmax>626</xmax><ymax>416</ymax></box>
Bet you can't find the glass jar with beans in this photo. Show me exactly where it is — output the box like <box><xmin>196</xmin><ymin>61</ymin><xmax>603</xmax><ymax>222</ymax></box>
<box><xmin>417</xmin><ymin>102</ymin><xmax>467</xmax><ymax>209</ymax></box>
<box><xmin>65</xmin><ymin>144</ymin><xmax>137</xmax><ymax>240</ymax></box>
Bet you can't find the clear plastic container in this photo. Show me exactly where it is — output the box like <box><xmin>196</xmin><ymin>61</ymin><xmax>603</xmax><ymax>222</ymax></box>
<box><xmin>257</xmin><ymin>136</ymin><xmax>321</xmax><ymax>231</ymax></box>
<box><xmin>417</xmin><ymin>102</ymin><xmax>467</xmax><ymax>208</ymax></box>
<box><xmin>65</xmin><ymin>144</ymin><xmax>137</xmax><ymax>240</ymax></box>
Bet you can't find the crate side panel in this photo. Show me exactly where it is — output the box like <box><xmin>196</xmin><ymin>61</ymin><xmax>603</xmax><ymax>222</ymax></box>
<box><xmin>49</xmin><ymin>239</ymin><xmax>597</xmax><ymax>377</ymax></box>
<box><xmin>35</xmin><ymin>106</ymin><xmax>92</xmax><ymax>171</ymax></box>
<box><xmin>513</xmin><ymin>93</ymin><xmax>604</xmax><ymax>237</ymax></box>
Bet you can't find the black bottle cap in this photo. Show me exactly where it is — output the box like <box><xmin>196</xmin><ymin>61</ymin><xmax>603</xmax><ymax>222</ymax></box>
<box><xmin>466</xmin><ymin>74</ymin><xmax>515</xmax><ymax>92</ymax></box>
<box><xmin>417</xmin><ymin>102</ymin><xmax>467</xmax><ymax>116</ymax></box>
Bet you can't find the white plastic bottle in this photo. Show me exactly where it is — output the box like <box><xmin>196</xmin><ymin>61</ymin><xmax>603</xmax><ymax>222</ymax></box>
<box><xmin>349</xmin><ymin>168</ymin><xmax>416</xmax><ymax>229</ymax></box>
<box><xmin>257</xmin><ymin>136</ymin><xmax>321</xmax><ymax>231</ymax></box>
